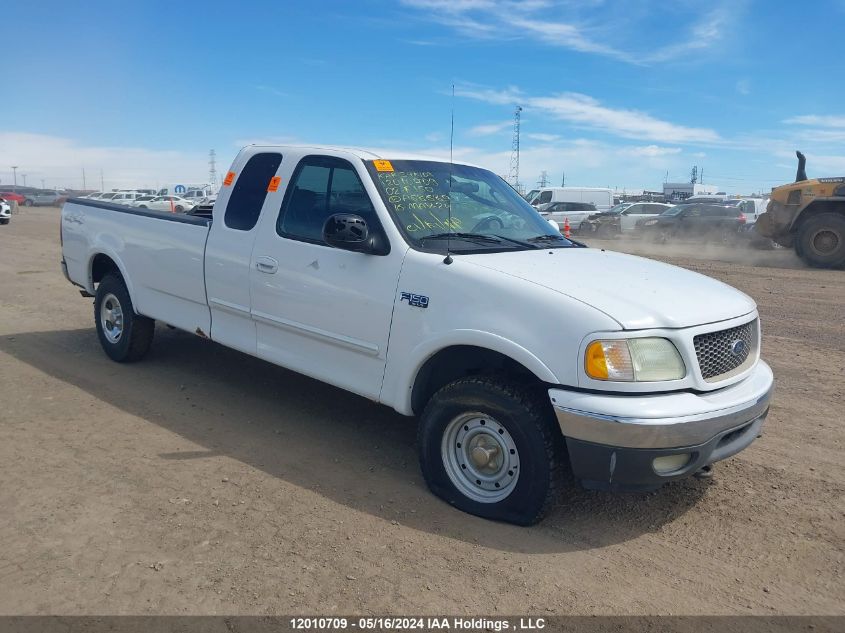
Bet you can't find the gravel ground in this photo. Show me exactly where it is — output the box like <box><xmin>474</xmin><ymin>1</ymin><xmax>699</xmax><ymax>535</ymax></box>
<box><xmin>0</xmin><ymin>208</ymin><xmax>842</xmax><ymax>616</ymax></box>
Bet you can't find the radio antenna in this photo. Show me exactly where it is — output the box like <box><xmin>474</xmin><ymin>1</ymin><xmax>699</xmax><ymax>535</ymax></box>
<box><xmin>444</xmin><ymin>83</ymin><xmax>455</xmax><ymax>265</ymax></box>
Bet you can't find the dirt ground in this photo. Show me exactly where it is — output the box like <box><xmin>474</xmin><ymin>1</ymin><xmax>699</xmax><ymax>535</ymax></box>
<box><xmin>0</xmin><ymin>208</ymin><xmax>842</xmax><ymax>616</ymax></box>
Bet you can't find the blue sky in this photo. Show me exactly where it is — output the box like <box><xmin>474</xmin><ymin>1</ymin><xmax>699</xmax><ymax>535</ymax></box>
<box><xmin>2</xmin><ymin>0</ymin><xmax>844</xmax><ymax>193</ymax></box>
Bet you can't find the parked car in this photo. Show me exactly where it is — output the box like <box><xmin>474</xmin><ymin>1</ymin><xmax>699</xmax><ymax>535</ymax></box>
<box><xmin>60</xmin><ymin>144</ymin><xmax>773</xmax><ymax>525</ymax></box>
<box><xmin>528</xmin><ymin>187</ymin><xmax>614</xmax><ymax>213</ymax></box>
<box><xmin>637</xmin><ymin>203</ymin><xmax>747</xmax><ymax>242</ymax></box>
<box><xmin>23</xmin><ymin>190</ymin><xmax>63</xmax><ymax>206</ymax></box>
<box><xmin>0</xmin><ymin>191</ymin><xmax>26</xmax><ymax>204</ymax></box>
<box><xmin>129</xmin><ymin>195</ymin><xmax>158</xmax><ymax>207</ymax></box>
<box><xmin>0</xmin><ymin>197</ymin><xmax>11</xmax><ymax>224</ymax></box>
<box><xmin>581</xmin><ymin>202</ymin><xmax>673</xmax><ymax>237</ymax></box>
<box><xmin>538</xmin><ymin>201</ymin><xmax>597</xmax><ymax>231</ymax></box>
<box><xmin>135</xmin><ymin>195</ymin><xmax>196</xmax><ymax>213</ymax></box>
<box><xmin>108</xmin><ymin>191</ymin><xmax>147</xmax><ymax>206</ymax></box>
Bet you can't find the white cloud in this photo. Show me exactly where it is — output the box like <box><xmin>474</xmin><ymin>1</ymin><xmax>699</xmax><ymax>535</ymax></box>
<box><xmin>621</xmin><ymin>145</ymin><xmax>682</xmax><ymax>157</ymax></box>
<box><xmin>456</xmin><ymin>86</ymin><xmax>721</xmax><ymax>143</ymax></box>
<box><xmin>399</xmin><ymin>0</ymin><xmax>740</xmax><ymax>64</ymax></box>
<box><xmin>784</xmin><ymin>114</ymin><xmax>845</xmax><ymax>128</ymax></box>
<box><xmin>0</xmin><ymin>132</ymin><xmax>213</xmax><ymax>190</ymax></box>
<box><xmin>466</xmin><ymin>120</ymin><xmax>514</xmax><ymax>136</ymax></box>
<box><xmin>526</xmin><ymin>133</ymin><xmax>561</xmax><ymax>142</ymax></box>
<box><xmin>736</xmin><ymin>79</ymin><xmax>750</xmax><ymax>95</ymax></box>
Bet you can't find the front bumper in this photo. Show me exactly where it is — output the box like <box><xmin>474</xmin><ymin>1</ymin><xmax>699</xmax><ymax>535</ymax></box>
<box><xmin>549</xmin><ymin>360</ymin><xmax>774</xmax><ymax>491</ymax></box>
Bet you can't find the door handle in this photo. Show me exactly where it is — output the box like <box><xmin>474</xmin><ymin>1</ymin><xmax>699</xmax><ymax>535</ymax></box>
<box><xmin>255</xmin><ymin>256</ymin><xmax>279</xmax><ymax>274</ymax></box>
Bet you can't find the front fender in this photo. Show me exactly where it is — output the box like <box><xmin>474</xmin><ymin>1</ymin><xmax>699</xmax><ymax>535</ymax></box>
<box><xmin>384</xmin><ymin>330</ymin><xmax>560</xmax><ymax>416</ymax></box>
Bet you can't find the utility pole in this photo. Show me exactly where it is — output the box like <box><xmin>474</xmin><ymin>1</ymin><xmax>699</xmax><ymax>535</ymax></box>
<box><xmin>690</xmin><ymin>166</ymin><xmax>698</xmax><ymax>184</ymax></box>
<box><xmin>700</xmin><ymin>168</ymin><xmax>704</xmax><ymax>185</ymax></box>
<box><xmin>82</xmin><ymin>168</ymin><xmax>87</xmax><ymax>191</ymax></box>
<box><xmin>11</xmin><ymin>166</ymin><xmax>18</xmax><ymax>192</ymax></box>
<box><xmin>209</xmin><ymin>149</ymin><xmax>218</xmax><ymax>190</ymax></box>
<box><xmin>561</xmin><ymin>171</ymin><xmax>565</xmax><ymax>187</ymax></box>
<box><xmin>508</xmin><ymin>106</ymin><xmax>522</xmax><ymax>193</ymax></box>
<box><xmin>537</xmin><ymin>170</ymin><xmax>548</xmax><ymax>187</ymax></box>
<box><xmin>21</xmin><ymin>174</ymin><xmax>27</xmax><ymax>187</ymax></box>
<box><xmin>100</xmin><ymin>169</ymin><xmax>105</xmax><ymax>191</ymax></box>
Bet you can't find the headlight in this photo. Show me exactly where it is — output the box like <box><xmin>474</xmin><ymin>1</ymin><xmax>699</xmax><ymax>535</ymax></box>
<box><xmin>585</xmin><ymin>338</ymin><xmax>685</xmax><ymax>382</ymax></box>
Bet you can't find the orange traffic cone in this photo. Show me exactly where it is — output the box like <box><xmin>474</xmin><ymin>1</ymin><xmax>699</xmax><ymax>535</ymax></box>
<box><xmin>563</xmin><ymin>217</ymin><xmax>571</xmax><ymax>239</ymax></box>
<box><xmin>170</xmin><ymin>198</ymin><xmax>175</xmax><ymax>213</ymax></box>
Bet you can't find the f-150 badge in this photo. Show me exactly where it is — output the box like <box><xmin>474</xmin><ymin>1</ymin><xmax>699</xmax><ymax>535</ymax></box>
<box><xmin>400</xmin><ymin>292</ymin><xmax>429</xmax><ymax>308</ymax></box>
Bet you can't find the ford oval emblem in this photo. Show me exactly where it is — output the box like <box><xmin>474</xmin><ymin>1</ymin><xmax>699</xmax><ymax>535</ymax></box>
<box><xmin>730</xmin><ymin>339</ymin><xmax>747</xmax><ymax>357</ymax></box>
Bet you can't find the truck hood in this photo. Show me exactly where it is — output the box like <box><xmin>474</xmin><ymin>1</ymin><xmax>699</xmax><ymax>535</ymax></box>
<box><xmin>464</xmin><ymin>248</ymin><xmax>755</xmax><ymax>330</ymax></box>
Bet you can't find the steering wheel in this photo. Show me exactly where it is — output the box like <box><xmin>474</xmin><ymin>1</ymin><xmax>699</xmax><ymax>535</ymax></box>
<box><xmin>470</xmin><ymin>215</ymin><xmax>505</xmax><ymax>232</ymax></box>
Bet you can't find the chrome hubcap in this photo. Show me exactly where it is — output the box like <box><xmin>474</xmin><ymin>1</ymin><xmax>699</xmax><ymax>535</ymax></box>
<box><xmin>441</xmin><ymin>413</ymin><xmax>520</xmax><ymax>503</ymax></box>
<box><xmin>100</xmin><ymin>293</ymin><xmax>124</xmax><ymax>344</ymax></box>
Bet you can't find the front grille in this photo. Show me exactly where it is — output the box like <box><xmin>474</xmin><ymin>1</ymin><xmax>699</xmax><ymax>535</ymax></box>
<box><xmin>694</xmin><ymin>319</ymin><xmax>757</xmax><ymax>382</ymax></box>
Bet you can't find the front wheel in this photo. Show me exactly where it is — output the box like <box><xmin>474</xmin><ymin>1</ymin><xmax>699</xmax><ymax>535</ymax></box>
<box><xmin>94</xmin><ymin>274</ymin><xmax>155</xmax><ymax>362</ymax></box>
<box><xmin>418</xmin><ymin>376</ymin><xmax>562</xmax><ymax>525</ymax></box>
<box><xmin>796</xmin><ymin>212</ymin><xmax>845</xmax><ymax>268</ymax></box>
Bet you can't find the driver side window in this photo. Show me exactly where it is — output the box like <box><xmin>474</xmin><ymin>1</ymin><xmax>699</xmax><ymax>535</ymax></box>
<box><xmin>277</xmin><ymin>156</ymin><xmax>377</xmax><ymax>244</ymax></box>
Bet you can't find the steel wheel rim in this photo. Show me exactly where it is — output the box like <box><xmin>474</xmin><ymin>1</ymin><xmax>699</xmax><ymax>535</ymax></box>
<box><xmin>811</xmin><ymin>228</ymin><xmax>839</xmax><ymax>255</ymax></box>
<box><xmin>441</xmin><ymin>412</ymin><xmax>520</xmax><ymax>503</ymax></box>
<box><xmin>100</xmin><ymin>293</ymin><xmax>124</xmax><ymax>344</ymax></box>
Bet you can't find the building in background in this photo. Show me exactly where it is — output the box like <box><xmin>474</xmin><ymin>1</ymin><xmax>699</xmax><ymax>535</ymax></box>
<box><xmin>663</xmin><ymin>182</ymin><xmax>721</xmax><ymax>202</ymax></box>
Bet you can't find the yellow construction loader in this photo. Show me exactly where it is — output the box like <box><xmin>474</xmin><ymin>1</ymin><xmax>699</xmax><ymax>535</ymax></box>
<box><xmin>755</xmin><ymin>151</ymin><xmax>845</xmax><ymax>268</ymax></box>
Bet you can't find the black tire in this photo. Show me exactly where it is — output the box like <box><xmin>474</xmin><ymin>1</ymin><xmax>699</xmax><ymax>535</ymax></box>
<box><xmin>24</xmin><ymin>199</ymin><xmax>33</xmax><ymax>207</ymax></box>
<box><xmin>796</xmin><ymin>212</ymin><xmax>845</xmax><ymax>268</ymax></box>
<box><xmin>138</xmin><ymin>205</ymin><xmax>147</xmax><ymax>209</ymax></box>
<box><xmin>94</xmin><ymin>274</ymin><xmax>154</xmax><ymax>362</ymax></box>
<box><xmin>418</xmin><ymin>376</ymin><xmax>562</xmax><ymax>525</ymax></box>
<box><xmin>174</xmin><ymin>205</ymin><xmax>184</xmax><ymax>213</ymax></box>
<box><xmin>0</xmin><ymin>219</ymin><xmax>8</xmax><ymax>225</ymax></box>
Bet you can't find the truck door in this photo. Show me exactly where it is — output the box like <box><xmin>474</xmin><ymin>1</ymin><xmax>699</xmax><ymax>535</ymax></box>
<box><xmin>205</xmin><ymin>150</ymin><xmax>284</xmax><ymax>355</ymax></box>
<box><xmin>249</xmin><ymin>154</ymin><xmax>406</xmax><ymax>400</ymax></box>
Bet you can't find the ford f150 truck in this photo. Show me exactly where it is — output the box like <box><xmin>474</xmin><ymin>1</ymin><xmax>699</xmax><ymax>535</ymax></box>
<box><xmin>61</xmin><ymin>145</ymin><xmax>774</xmax><ymax>525</ymax></box>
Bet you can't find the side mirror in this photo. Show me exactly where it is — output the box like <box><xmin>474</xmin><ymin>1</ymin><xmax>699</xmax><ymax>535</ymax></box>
<box><xmin>324</xmin><ymin>213</ymin><xmax>369</xmax><ymax>251</ymax></box>
<box><xmin>323</xmin><ymin>213</ymin><xmax>389</xmax><ymax>255</ymax></box>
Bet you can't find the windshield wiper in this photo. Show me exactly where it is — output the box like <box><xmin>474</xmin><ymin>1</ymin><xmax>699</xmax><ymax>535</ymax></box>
<box><xmin>421</xmin><ymin>232</ymin><xmax>505</xmax><ymax>244</ymax></box>
<box><xmin>527</xmin><ymin>234</ymin><xmax>568</xmax><ymax>243</ymax></box>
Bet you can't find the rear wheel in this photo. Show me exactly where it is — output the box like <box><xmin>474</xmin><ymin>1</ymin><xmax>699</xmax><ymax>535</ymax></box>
<box><xmin>796</xmin><ymin>213</ymin><xmax>845</xmax><ymax>268</ymax></box>
<box><xmin>418</xmin><ymin>376</ymin><xmax>562</xmax><ymax>525</ymax></box>
<box><xmin>94</xmin><ymin>274</ymin><xmax>154</xmax><ymax>362</ymax></box>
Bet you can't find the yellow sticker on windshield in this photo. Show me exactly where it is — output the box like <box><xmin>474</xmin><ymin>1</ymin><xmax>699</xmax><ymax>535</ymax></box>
<box><xmin>373</xmin><ymin>160</ymin><xmax>394</xmax><ymax>172</ymax></box>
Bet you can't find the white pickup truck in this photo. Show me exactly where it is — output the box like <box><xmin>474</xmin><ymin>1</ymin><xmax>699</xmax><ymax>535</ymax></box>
<box><xmin>61</xmin><ymin>145</ymin><xmax>774</xmax><ymax>525</ymax></box>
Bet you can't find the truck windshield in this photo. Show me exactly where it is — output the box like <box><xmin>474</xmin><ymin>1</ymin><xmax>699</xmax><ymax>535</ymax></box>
<box><xmin>365</xmin><ymin>159</ymin><xmax>574</xmax><ymax>252</ymax></box>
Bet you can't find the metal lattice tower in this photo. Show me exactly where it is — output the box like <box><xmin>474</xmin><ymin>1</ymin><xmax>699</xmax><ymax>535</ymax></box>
<box><xmin>209</xmin><ymin>149</ymin><xmax>218</xmax><ymax>189</ymax></box>
<box><xmin>538</xmin><ymin>170</ymin><xmax>548</xmax><ymax>187</ymax></box>
<box><xmin>508</xmin><ymin>106</ymin><xmax>522</xmax><ymax>192</ymax></box>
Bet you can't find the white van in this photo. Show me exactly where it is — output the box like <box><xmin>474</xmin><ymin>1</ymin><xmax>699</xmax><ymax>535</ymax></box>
<box><xmin>528</xmin><ymin>187</ymin><xmax>614</xmax><ymax>213</ymax></box>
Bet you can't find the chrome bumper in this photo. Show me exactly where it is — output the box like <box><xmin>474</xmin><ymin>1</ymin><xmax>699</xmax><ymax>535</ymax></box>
<box><xmin>550</xmin><ymin>360</ymin><xmax>774</xmax><ymax>449</ymax></box>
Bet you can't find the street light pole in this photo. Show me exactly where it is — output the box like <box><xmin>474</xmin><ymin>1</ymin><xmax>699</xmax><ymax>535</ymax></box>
<box><xmin>11</xmin><ymin>166</ymin><xmax>18</xmax><ymax>192</ymax></box>
<box><xmin>21</xmin><ymin>174</ymin><xmax>27</xmax><ymax>187</ymax></box>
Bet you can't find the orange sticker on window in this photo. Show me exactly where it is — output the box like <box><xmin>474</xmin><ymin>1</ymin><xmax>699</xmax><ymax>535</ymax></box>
<box><xmin>223</xmin><ymin>171</ymin><xmax>236</xmax><ymax>186</ymax></box>
<box><xmin>267</xmin><ymin>176</ymin><xmax>282</xmax><ymax>192</ymax></box>
<box><xmin>373</xmin><ymin>160</ymin><xmax>394</xmax><ymax>172</ymax></box>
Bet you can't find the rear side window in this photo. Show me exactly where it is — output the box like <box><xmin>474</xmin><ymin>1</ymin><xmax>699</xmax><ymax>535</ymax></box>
<box><xmin>224</xmin><ymin>152</ymin><xmax>283</xmax><ymax>231</ymax></box>
<box><xmin>277</xmin><ymin>155</ymin><xmax>377</xmax><ymax>244</ymax></box>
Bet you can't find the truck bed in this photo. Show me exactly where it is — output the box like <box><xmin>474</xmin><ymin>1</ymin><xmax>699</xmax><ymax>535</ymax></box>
<box><xmin>61</xmin><ymin>198</ymin><xmax>212</xmax><ymax>335</ymax></box>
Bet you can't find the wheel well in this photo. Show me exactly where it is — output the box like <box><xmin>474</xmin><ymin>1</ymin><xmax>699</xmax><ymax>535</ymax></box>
<box><xmin>793</xmin><ymin>200</ymin><xmax>845</xmax><ymax>232</ymax></box>
<box><xmin>411</xmin><ymin>345</ymin><xmax>543</xmax><ymax>415</ymax></box>
<box><xmin>90</xmin><ymin>253</ymin><xmax>122</xmax><ymax>286</ymax></box>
